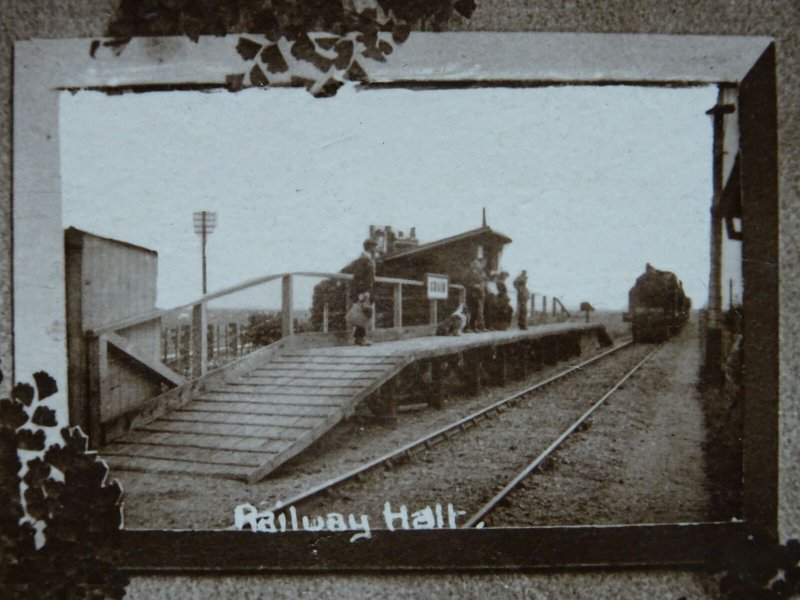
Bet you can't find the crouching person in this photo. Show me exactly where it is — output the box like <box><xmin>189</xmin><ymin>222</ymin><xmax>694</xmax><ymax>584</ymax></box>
<box><xmin>347</xmin><ymin>292</ymin><xmax>374</xmax><ymax>346</ymax></box>
<box><xmin>348</xmin><ymin>238</ymin><xmax>377</xmax><ymax>346</ymax></box>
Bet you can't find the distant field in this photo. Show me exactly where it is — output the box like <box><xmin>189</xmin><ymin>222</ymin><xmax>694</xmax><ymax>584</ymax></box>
<box><xmin>160</xmin><ymin>307</ymin><xmax>309</xmax><ymax>329</ymax></box>
<box><xmin>586</xmin><ymin>310</ymin><xmax>630</xmax><ymax>340</ymax></box>
<box><xmin>543</xmin><ymin>310</ymin><xmax>629</xmax><ymax>340</ymax></box>
<box><xmin>513</xmin><ymin>308</ymin><xmax>630</xmax><ymax>340</ymax></box>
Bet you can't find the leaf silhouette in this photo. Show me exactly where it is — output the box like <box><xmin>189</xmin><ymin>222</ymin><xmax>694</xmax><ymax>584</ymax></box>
<box><xmin>315</xmin><ymin>78</ymin><xmax>344</xmax><ymax>98</ymax></box>
<box><xmin>0</xmin><ymin>398</ymin><xmax>28</xmax><ymax>429</ymax></box>
<box><xmin>333</xmin><ymin>39</ymin><xmax>354</xmax><ymax>70</ymax></box>
<box><xmin>360</xmin><ymin>7</ymin><xmax>378</xmax><ymax>21</ymax></box>
<box><xmin>362</xmin><ymin>43</ymin><xmax>387</xmax><ymax>63</ymax></box>
<box><xmin>392</xmin><ymin>22</ymin><xmax>411</xmax><ymax>44</ymax></box>
<box><xmin>24</xmin><ymin>458</ymin><xmax>53</xmax><ymax>521</ymax></box>
<box><xmin>289</xmin><ymin>34</ymin><xmax>333</xmax><ymax>72</ymax></box>
<box><xmin>252</xmin><ymin>8</ymin><xmax>281</xmax><ymax>42</ymax></box>
<box><xmin>225</xmin><ymin>73</ymin><xmax>245</xmax><ymax>92</ymax></box>
<box><xmin>17</xmin><ymin>428</ymin><xmax>45</xmax><ymax>451</ymax></box>
<box><xmin>236</xmin><ymin>36</ymin><xmax>262</xmax><ymax>61</ymax></box>
<box><xmin>346</xmin><ymin>60</ymin><xmax>368</xmax><ymax>83</ymax></box>
<box><xmin>290</xmin><ymin>75</ymin><xmax>316</xmax><ymax>90</ymax></box>
<box><xmin>290</xmin><ymin>32</ymin><xmax>316</xmax><ymax>62</ymax></box>
<box><xmin>454</xmin><ymin>0</ymin><xmax>477</xmax><ymax>18</ymax></box>
<box><xmin>249</xmin><ymin>64</ymin><xmax>270</xmax><ymax>87</ymax></box>
<box><xmin>33</xmin><ymin>371</ymin><xmax>57</xmax><ymax>401</ymax></box>
<box><xmin>379</xmin><ymin>40</ymin><xmax>393</xmax><ymax>56</ymax></box>
<box><xmin>24</xmin><ymin>457</ymin><xmax>52</xmax><ymax>487</ymax></box>
<box><xmin>60</xmin><ymin>426</ymin><xmax>89</xmax><ymax>454</ymax></box>
<box><xmin>183</xmin><ymin>15</ymin><xmax>204</xmax><ymax>43</ymax></box>
<box><xmin>32</xmin><ymin>406</ymin><xmax>57</xmax><ymax>428</ymax></box>
<box><xmin>12</xmin><ymin>383</ymin><xmax>34</xmax><ymax>407</ymax></box>
<box><xmin>310</xmin><ymin>53</ymin><xmax>333</xmax><ymax>73</ymax></box>
<box><xmin>24</xmin><ymin>484</ymin><xmax>50</xmax><ymax>521</ymax></box>
<box><xmin>261</xmin><ymin>44</ymin><xmax>288</xmax><ymax>73</ymax></box>
<box><xmin>356</xmin><ymin>30</ymin><xmax>378</xmax><ymax>50</ymax></box>
<box><xmin>315</xmin><ymin>37</ymin><xmax>339</xmax><ymax>51</ymax></box>
<box><xmin>104</xmin><ymin>36</ymin><xmax>131</xmax><ymax>56</ymax></box>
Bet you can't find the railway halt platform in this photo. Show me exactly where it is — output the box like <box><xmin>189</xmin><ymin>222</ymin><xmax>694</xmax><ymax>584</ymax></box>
<box><xmin>100</xmin><ymin>322</ymin><xmax>611</xmax><ymax>483</ymax></box>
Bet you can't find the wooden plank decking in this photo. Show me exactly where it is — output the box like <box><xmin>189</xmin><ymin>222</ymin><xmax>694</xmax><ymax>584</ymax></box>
<box><xmin>102</xmin><ymin>322</ymin><xmax>605</xmax><ymax>482</ymax></box>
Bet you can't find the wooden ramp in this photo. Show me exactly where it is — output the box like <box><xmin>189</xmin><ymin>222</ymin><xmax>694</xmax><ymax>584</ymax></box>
<box><xmin>102</xmin><ymin>347</ymin><xmax>412</xmax><ymax>482</ymax></box>
<box><xmin>102</xmin><ymin>322</ymin><xmax>604</xmax><ymax>482</ymax></box>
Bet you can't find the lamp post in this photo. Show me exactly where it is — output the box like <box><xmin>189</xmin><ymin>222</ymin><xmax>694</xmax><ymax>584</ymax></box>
<box><xmin>193</xmin><ymin>211</ymin><xmax>217</xmax><ymax>294</ymax></box>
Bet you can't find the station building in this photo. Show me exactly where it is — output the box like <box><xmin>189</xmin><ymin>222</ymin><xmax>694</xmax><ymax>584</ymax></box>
<box><xmin>310</xmin><ymin>222</ymin><xmax>513</xmax><ymax>331</ymax></box>
<box><xmin>372</xmin><ymin>224</ymin><xmax>512</xmax><ymax>283</ymax></box>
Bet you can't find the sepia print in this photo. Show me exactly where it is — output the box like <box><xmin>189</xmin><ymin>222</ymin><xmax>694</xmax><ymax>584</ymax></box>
<box><xmin>10</xmin><ymin>32</ymin><xmax>778</xmax><ymax>570</ymax></box>
<box><xmin>58</xmin><ymin>82</ymin><xmax>728</xmax><ymax>532</ymax></box>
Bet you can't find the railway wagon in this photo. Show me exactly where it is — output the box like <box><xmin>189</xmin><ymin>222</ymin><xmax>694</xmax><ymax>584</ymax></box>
<box><xmin>625</xmin><ymin>263</ymin><xmax>691</xmax><ymax>343</ymax></box>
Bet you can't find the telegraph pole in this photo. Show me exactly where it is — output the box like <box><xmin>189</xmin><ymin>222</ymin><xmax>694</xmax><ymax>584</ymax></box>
<box><xmin>193</xmin><ymin>211</ymin><xmax>217</xmax><ymax>294</ymax></box>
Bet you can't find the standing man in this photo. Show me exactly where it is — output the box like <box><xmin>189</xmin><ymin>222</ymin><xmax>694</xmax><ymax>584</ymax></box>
<box><xmin>513</xmin><ymin>270</ymin><xmax>530</xmax><ymax>330</ymax></box>
<box><xmin>495</xmin><ymin>271</ymin><xmax>513</xmax><ymax>330</ymax></box>
<box><xmin>484</xmin><ymin>271</ymin><xmax>499</xmax><ymax>330</ymax></box>
<box><xmin>464</xmin><ymin>257</ymin><xmax>487</xmax><ymax>332</ymax></box>
<box><xmin>349</xmin><ymin>239</ymin><xmax>377</xmax><ymax>346</ymax></box>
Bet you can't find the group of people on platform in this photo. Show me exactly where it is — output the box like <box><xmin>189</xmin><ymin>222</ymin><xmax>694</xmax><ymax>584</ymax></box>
<box><xmin>464</xmin><ymin>258</ymin><xmax>530</xmax><ymax>333</ymax></box>
<box><xmin>346</xmin><ymin>238</ymin><xmax>532</xmax><ymax>345</ymax></box>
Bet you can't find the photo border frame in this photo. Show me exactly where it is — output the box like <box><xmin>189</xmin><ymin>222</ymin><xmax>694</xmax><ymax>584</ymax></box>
<box><xmin>12</xmin><ymin>32</ymin><xmax>778</xmax><ymax>571</ymax></box>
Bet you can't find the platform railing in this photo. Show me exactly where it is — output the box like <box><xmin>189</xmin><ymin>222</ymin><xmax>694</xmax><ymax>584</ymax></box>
<box><xmin>81</xmin><ymin>270</ymin><xmax>466</xmax><ymax>444</ymax></box>
<box><xmin>86</xmin><ymin>271</ymin><xmax>466</xmax><ymax>379</ymax></box>
<box><xmin>523</xmin><ymin>292</ymin><xmax>571</xmax><ymax>325</ymax></box>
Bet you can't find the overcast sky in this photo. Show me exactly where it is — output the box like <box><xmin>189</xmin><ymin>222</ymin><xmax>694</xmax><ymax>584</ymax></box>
<box><xmin>60</xmin><ymin>84</ymin><xmax>717</xmax><ymax>311</ymax></box>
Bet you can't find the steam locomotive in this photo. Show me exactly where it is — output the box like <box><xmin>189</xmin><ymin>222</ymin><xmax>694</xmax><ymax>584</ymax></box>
<box><xmin>625</xmin><ymin>263</ymin><xmax>691</xmax><ymax>343</ymax></box>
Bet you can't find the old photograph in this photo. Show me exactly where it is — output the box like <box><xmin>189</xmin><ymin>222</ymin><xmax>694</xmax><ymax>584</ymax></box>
<box><xmin>6</xmin><ymin>23</ymin><xmax>785</xmax><ymax>590</ymax></box>
<box><xmin>54</xmin><ymin>79</ymin><xmax>744</xmax><ymax>534</ymax></box>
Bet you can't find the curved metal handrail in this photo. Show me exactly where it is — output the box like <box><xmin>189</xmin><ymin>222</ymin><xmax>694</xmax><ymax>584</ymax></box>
<box><xmin>88</xmin><ymin>270</ymin><xmax>464</xmax><ymax>336</ymax></box>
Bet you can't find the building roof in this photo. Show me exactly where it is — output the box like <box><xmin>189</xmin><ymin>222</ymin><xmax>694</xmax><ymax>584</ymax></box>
<box><xmin>380</xmin><ymin>226</ymin><xmax>512</xmax><ymax>263</ymax></box>
<box><xmin>65</xmin><ymin>226</ymin><xmax>158</xmax><ymax>255</ymax></box>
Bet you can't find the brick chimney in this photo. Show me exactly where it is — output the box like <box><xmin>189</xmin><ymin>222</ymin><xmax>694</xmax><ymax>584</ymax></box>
<box><xmin>391</xmin><ymin>225</ymin><xmax>420</xmax><ymax>253</ymax></box>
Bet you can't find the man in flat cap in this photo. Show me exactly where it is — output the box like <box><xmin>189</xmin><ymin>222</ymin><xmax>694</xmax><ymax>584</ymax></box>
<box><xmin>348</xmin><ymin>239</ymin><xmax>377</xmax><ymax>346</ymax></box>
<box><xmin>513</xmin><ymin>270</ymin><xmax>530</xmax><ymax>330</ymax></box>
<box><xmin>464</xmin><ymin>257</ymin><xmax>487</xmax><ymax>332</ymax></box>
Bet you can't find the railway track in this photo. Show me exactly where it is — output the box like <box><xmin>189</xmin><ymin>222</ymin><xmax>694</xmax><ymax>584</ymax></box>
<box><xmin>463</xmin><ymin>343</ymin><xmax>663</xmax><ymax>528</ymax></box>
<box><xmin>271</xmin><ymin>339</ymin><xmax>637</xmax><ymax>514</ymax></box>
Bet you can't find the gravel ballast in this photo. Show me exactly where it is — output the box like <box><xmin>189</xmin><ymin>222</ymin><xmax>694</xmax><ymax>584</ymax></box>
<box><xmin>113</xmin><ymin>318</ymin><xmax>710</xmax><ymax>531</ymax></box>
<box><xmin>292</xmin><ymin>342</ymin><xmax>657</xmax><ymax>529</ymax></box>
<box><xmin>487</xmin><ymin>318</ymin><xmax>710</xmax><ymax>526</ymax></box>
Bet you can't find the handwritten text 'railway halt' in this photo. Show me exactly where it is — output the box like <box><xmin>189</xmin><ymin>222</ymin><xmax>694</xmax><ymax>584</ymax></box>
<box><xmin>234</xmin><ymin>502</ymin><xmax>468</xmax><ymax>542</ymax></box>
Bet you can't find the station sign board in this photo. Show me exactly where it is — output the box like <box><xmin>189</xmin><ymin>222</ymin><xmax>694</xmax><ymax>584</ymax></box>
<box><xmin>425</xmin><ymin>273</ymin><xmax>449</xmax><ymax>301</ymax></box>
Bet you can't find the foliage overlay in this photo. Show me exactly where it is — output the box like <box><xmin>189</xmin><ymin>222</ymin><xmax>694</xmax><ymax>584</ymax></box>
<box><xmin>104</xmin><ymin>0</ymin><xmax>476</xmax><ymax>95</ymax></box>
<box><xmin>717</xmin><ymin>537</ymin><xmax>800</xmax><ymax>599</ymax></box>
<box><xmin>0</xmin><ymin>366</ymin><xmax>128</xmax><ymax>599</ymax></box>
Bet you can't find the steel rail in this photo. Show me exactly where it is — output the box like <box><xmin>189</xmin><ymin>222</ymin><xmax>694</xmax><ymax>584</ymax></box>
<box><xmin>270</xmin><ymin>339</ymin><xmax>634</xmax><ymax>513</ymax></box>
<box><xmin>463</xmin><ymin>343</ymin><xmax>663</xmax><ymax>528</ymax></box>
